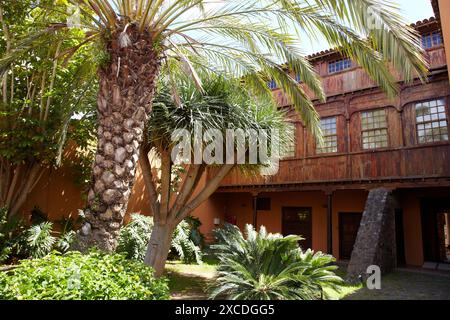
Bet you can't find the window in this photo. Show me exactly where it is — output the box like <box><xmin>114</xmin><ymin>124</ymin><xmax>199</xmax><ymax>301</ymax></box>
<box><xmin>416</xmin><ymin>99</ymin><xmax>448</xmax><ymax>143</ymax></box>
<box><xmin>267</xmin><ymin>79</ymin><xmax>277</xmax><ymax>89</ymax></box>
<box><xmin>361</xmin><ymin>109</ymin><xmax>388</xmax><ymax>149</ymax></box>
<box><xmin>316</xmin><ymin>117</ymin><xmax>338</xmax><ymax>154</ymax></box>
<box><xmin>280</xmin><ymin>123</ymin><xmax>296</xmax><ymax>158</ymax></box>
<box><xmin>422</xmin><ymin>31</ymin><xmax>443</xmax><ymax>49</ymax></box>
<box><xmin>328</xmin><ymin>58</ymin><xmax>352</xmax><ymax>74</ymax></box>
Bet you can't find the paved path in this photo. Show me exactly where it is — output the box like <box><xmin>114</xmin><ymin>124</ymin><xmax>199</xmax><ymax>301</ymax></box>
<box><xmin>345</xmin><ymin>270</ymin><xmax>450</xmax><ymax>300</ymax></box>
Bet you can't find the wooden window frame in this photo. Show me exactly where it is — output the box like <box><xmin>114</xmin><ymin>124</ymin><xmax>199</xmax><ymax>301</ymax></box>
<box><xmin>421</xmin><ymin>31</ymin><xmax>443</xmax><ymax>49</ymax></box>
<box><xmin>328</xmin><ymin>58</ymin><xmax>352</xmax><ymax>74</ymax></box>
<box><xmin>361</xmin><ymin>108</ymin><xmax>389</xmax><ymax>150</ymax></box>
<box><xmin>415</xmin><ymin>98</ymin><xmax>449</xmax><ymax>144</ymax></box>
<box><xmin>281</xmin><ymin>122</ymin><xmax>296</xmax><ymax>159</ymax></box>
<box><xmin>316</xmin><ymin>117</ymin><xmax>338</xmax><ymax>154</ymax></box>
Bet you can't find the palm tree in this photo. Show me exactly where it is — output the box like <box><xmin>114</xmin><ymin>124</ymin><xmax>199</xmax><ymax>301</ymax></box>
<box><xmin>141</xmin><ymin>74</ymin><xmax>293</xmax><ymax>275</ymax></box>
<box><xmin>210</xmin><ymin>224</ymin><xmax>343</xmax><ymax>300</ymax></box>
<box><xmin>0</xmin><ymin>0</ymin><xmax>428</xmax><ymax>251</ymax></box>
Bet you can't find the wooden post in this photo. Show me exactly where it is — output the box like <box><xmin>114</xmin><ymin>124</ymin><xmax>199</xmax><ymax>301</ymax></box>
<box><xmin>252</xmin><ymin>192</ymin><xmax>259</xmax><ymax>228</ymax></box>
<box><xmin>326</xmin><ymin>191</ymin><xmax>333</xmax><ymax>255</ymax></box>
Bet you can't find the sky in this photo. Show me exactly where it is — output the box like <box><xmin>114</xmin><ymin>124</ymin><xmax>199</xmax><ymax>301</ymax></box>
<box><xmin>302</xmin><ymin>0</ymin><xmax>436</xmax><ymax>54</ymax></box>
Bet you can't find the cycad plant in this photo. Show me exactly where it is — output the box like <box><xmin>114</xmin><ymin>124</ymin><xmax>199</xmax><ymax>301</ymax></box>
<box><xmin>0</xmin><ymin>0</ymin><xmax>427</xmax><ymax>252</ymax></box>
<box><xmin>210</xmin><ymin>224</ymin><xmax>343</xmax><ymax>300</ymax></box>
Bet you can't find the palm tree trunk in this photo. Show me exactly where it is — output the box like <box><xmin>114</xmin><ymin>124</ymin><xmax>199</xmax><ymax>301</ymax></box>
<box><xmin>144</xmin><ymin>222</ymin><xmax>175</xmax><ymax>277</ymax></box>
<box><xmin>75</xmin><ymin>25</ymin><xmax>161</xmax><ymax>252</ymax></box>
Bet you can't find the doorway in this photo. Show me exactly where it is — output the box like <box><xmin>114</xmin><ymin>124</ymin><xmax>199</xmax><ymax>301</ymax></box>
<box><xmin>421</xmin><ymin>199</ymin><xmax>450</xmax><ymax>263</ymax></box>
<box><xmin>282</xmin><ymin>207</ymin><xmax>312</xmax><ymax>250</ymax></box>
<box><xmin>339</xmin><ymin>212</ymin><xmax>362</xmax><ymax>260</ymax></box>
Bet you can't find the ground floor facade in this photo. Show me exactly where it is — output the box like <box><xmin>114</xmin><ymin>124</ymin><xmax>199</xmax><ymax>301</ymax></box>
<box><xmin>193</xmin><ymin>187</ymin><xmax>450</xmax><ymax>268</ymax></box>
<box><xmin>18</xmin><ymin>160</ymin><xmax>450</xmax><ymax>269</ymax></box>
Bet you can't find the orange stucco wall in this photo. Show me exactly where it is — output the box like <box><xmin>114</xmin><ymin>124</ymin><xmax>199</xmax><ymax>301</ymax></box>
<box><xmin>22</xmin><ymin>165</ymin><xmax>85</xmax><ymax>222</ymax></box>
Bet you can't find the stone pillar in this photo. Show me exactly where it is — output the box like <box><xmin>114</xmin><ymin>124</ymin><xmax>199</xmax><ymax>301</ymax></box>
<box><xmin>346</xmin><ymin>188</ymin><xmax>397</xmax><ymax>282</ymax></box>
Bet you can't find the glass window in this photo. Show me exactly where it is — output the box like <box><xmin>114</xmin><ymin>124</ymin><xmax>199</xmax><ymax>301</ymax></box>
<box><xmin>415</xmin><ymin>99</ymin><xmax>448</xmax><ymax>143</ymax></box>
<box><xmin>280</xmin><ymin>123</ymin><xmax>296</xmax><ymax>158</ymax></box>
<box><xmin>422</xmin><ymin>31</ymin><xmax>443</xmax><ymax>49</ymax></box>
<box><xmin>361</xmin><ymin>109</ymin><xmax>388</xmax><ymax>149</ymax></box>
<box><xmin>267</xmin><ymin>79</ymin><xmax>277</xmax><ymax>89</ymax></box>
<box><xmin>317</xmin><ymin>117</ymin><xmax>338</xmax><ymax>154</ymax></box>
<box><xmin>328</xmin><ymin>58</ymin><xmax>352</xmax><ymax>74</ymax></box>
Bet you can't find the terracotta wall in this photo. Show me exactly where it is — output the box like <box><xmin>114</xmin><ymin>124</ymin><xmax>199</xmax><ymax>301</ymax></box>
<box><xmin>207</xmin><ymin>190</ymin><xmax>367</xmax><ymax>259</ymax></box>
<box><xmin>21</xmin><ymin>164</ymin><xmax>86</xmax><ymax>222</ymax></box>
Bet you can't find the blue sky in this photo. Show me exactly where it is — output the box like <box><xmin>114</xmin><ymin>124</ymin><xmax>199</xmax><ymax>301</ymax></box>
<box><xmin>302</xmin><ymin>0</ymin><xmax>435</xmax><ymax>54</ymax></box>
<box><xmin>396</xmin><ymin>0</ymin><xmax>434</xmax><ymax>23</ymax></box>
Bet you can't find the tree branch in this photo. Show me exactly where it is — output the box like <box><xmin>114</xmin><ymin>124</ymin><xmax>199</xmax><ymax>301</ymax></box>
<box><xmin>175</xmin><ymin>164</ymin><xmax>234</xmax><ymax>224</ymax></box>
<box><xmin>169</xmin><ymin>164</ymin><xmax>204</xmax><ymax>219</ymax></box>
<box><xmin>159</xmin><ymin>149</ymin><xmax>172</xmax><ymax>224</ymax></box>
<box><xmin>139</xmin><ymin>144</ymin><xmax>160</xmax><ymax>218</ymax></box>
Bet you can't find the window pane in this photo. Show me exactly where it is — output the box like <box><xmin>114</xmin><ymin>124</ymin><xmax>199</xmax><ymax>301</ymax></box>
<box><xmin>415</xmin><ymin>99</ymin><xmax>449</xmax><ymax>143</ymax></box>
<box><xmin>317</xmin><ymin>117</ymin><xmax>338</xmax><ymax>154</ymax></box>
<box><xmin>361</xmin><ymin>109</ymin><xmax>388</xmax><ymax>150</ymax></box>
<box><xmin>280</xmin><ymin>123</ymin><xmax>296</xmax><ymax>158</ymax></box>
<box><xmin>328</xmin><ymin>58</ymin><xmax>352</xmax><ymax>74</ymax></box>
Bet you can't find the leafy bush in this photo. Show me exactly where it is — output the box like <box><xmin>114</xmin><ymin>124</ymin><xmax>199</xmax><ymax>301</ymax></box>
<box><xmin>0</xmin><ymin>206</ymin><xmax>24</xmax><ymax>263</ymax></box>
<box><xmin>0</xmin><ymin>250</ymin><xmax>169</xmax><ymax>300</ymax></box>
<box><xmin>117</xmin><ymin>214</ymin><xmax>153</xmax><ymax>261</ymax></box>
<box><xmin>210</xmin><ymin>224</ymin><xmax>343</xmax><ymax>300</ymax></box>
<box><xmin>116</xmin><ymin>214</ymin><xmax>203</xmax><ymax>264</ymax></box>
<box><xmin>171</xmin><ymin>220</ymin><xmax>203</xmax><ymax>264</ymax></box>
<box><xmin>0</xmin><ymin>207</ymin><xmax>77</xmax><ymax>263</ymax></box>
<box><xmin>20</xmin><ymin>222</ymin><xmax>56</xmax><ymax>258</ymax></box>
<box><xmin>185</xmin><ymin>216</ymin><xmax>205</xmax><ymax>247</ymax></box>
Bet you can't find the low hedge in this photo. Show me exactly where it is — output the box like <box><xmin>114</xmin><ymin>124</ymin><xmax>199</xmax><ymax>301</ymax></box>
<box><xmin>0</xmin><ymin>250</ymin><xmax>169</xmax><ymax>300</ymax></box>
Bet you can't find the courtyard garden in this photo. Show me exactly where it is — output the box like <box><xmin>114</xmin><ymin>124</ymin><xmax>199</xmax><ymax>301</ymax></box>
<box><xmin>0</xmin><ymin>0</ymin><xmax>447</xmax><ymax>302</ymax></box>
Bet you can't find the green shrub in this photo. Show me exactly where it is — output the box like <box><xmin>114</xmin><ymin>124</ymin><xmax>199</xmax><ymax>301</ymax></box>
<box><xmin>185</xmin><ymin>216</ymin><xmax>205</xmax><ymax>247</ymax></box>
<box><xmin>0</xmin><ymin>206</ymin><xmax>24</xmax><ymax>263</ymax></box>
<box><xmin>1</xmin><ymin>207</ymin><xmax>78</xmax><ymax>263</ymax></box>
<box><xmin>19</xmin><ymin>222</ymin><xmax>56</xmax><ymax>258</ymax></box>
<box><xmin>116</xmin><ymin>214</ymin><xmax>203</xmax><ymax>264</ymax></box>
<box><xmin>171</xmin><ymin>220</ymin><xmax>203</xmax><ymax>264</ymax></box>
<box><xmin>117</xmin><ymin>213</ymin><xmax>154</xmax><ymax>261</ymax></box>
<box><xmin>0</xmin><ymin>250</ymin><xmax>169</xmax><ymax>300</ymax></box>
<box><xmin>210</xmin><ymin>224</ymin><xmax>344</xmax><ymax>300</ymax></box>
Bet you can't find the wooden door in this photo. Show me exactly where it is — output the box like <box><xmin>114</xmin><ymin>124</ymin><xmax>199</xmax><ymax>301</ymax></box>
<box><xmin>421</xmin><ymin>199</ymin><xmax>450</xmax><ymax>262</ymax></box>
<box><xmin>339</xmin><ymin>212</ymin><xmax>362</xmax><ymax>260</ymax></box>
<box><xmin>282</xmin><ymin>207</ymin><xmax>312</xmax><ymax>250</ymax></box>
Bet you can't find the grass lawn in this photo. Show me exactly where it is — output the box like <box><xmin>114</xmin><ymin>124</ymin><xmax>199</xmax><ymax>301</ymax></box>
<box><xmin>165</xmin><ymin>261</ymin><xmax>217</xmax><ymax>300</ymax></box>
